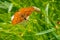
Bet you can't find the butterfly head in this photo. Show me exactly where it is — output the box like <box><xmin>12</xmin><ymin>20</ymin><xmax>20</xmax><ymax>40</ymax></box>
<box><xmin>32</xmin><ymin>6</ymin><xmax>40</xmax><ymax>12</ymax></box>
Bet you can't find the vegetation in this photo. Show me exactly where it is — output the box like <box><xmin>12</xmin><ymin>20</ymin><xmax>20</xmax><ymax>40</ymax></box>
<box><xmin>0</xmin><ymin>0</ymin><xmax>60</xmax><ymax>40</ymax></box>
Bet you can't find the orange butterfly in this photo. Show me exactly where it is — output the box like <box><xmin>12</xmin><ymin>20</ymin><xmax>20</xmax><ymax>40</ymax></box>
<box><xmin>11</xmin><ymin>6</ymin><xmax>40</xmax><ymax>25</ymax></box>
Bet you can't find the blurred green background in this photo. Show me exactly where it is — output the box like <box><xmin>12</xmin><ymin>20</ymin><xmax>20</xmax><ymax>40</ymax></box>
<box><xmin>0</xmin><ymin>0</ymin><xmax>60</xmax><ymax>40</ymax></box>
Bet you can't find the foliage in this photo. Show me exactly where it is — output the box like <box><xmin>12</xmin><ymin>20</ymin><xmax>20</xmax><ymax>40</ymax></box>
<box><xmin>0</xmin><ymin>0</ymin><xmax>60</xmax><ymax>40</ymax></box>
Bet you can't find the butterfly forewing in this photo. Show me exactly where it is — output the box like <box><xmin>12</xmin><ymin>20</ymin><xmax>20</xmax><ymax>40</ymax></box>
<box><xmin>12</xmin><ymin>12</ymin><xmax>24</xmax><ymax>25</ymax></box>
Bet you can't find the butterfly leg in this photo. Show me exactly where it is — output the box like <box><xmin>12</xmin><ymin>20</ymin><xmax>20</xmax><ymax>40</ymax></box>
<box><xmin>26</xmin><ymin>16</ymin><xmax>29</xmax><ymax>20</ymax></box>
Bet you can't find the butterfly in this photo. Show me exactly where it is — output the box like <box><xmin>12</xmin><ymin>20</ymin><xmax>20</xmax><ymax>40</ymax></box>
<box><xmin>11</xmin><ymin>6</ymin><xmax>40</xmax><ymax>25</ymax></box>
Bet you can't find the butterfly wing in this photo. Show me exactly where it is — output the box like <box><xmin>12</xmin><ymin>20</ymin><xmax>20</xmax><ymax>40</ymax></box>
<box><xmin>11</xmin><ymin>12</ymin><xmax>24</xmax><ymax>25</ymax></box>
<box><xmin>11</xmin><ymin>6</ymin><xmax>40</xmax><ymax>25</ymax></box>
